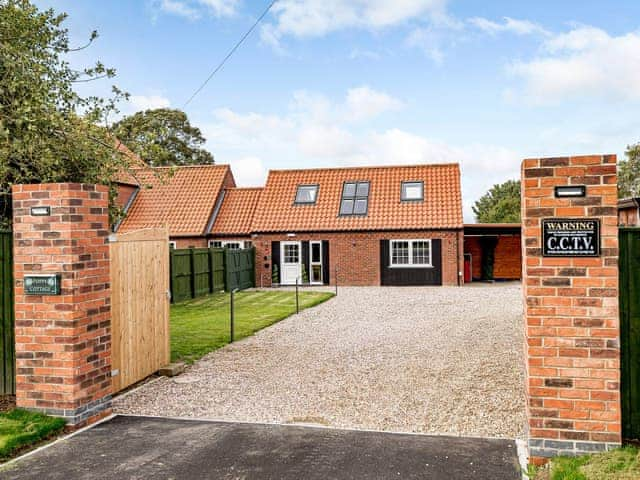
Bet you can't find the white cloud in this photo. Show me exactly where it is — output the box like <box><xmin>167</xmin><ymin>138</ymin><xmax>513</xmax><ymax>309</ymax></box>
<box><xmin>157</xmin><ymin>0</ymin><xmax>201</xmax><ymax>20</ymax></box>
<box><xmin>469</xmin><ymin>17</ymin><xmax>550</xmax><ymax>36</ymax></box>
<box><xmin>261</xmin><ymin>0</ymin><xmax>448</xmax><ymax>49</ymax></box>
<box><xmin>405</xmin><ymin>27</ymin><xmax>445</xmax><ymax>64</ymax></box>
<box><xmin>345</xmin><ymin>86</ymin><xmax>403</xmax><ymax>121</ymax></box>
<box><xmin>202</xmin><ymin>87</ymin><xmax>519</xmax><ymax>221</ymax></box>
<box><xmin>129</xmin><ymin>94</ymin><xmax>171</xmax><ymax>111</ymax></box>
<box><xmin>153</xmin><ymin>0</ymin><xmax>239</xmax><ymax>21</ymax></box>
<box><xmin>198</xmin><ymin>0</ymin><xmax>240</xmax><ymax>17</ymax></box>
<box><xmin>507</xmin><ymin>26</ymin><xmax>640</xmax><ymax>103</ymax></box>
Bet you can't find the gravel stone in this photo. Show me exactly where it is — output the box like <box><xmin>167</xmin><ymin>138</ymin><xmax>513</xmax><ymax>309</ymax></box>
<box><xmin>114</xmin><ymin>284</ymin><xmax>526</xmax><ymax>439</ymax></box>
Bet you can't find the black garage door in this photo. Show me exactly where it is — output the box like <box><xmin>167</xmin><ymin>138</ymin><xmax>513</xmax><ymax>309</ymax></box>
<box><xmin>380</xmin><ymin>239</ymin><xmax>442</xmax><ymax>286</ymax></box>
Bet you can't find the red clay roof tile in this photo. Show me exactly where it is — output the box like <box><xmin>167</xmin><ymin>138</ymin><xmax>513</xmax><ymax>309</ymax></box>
<box><xmin>212</xmin><ymin>187</ymin><xmax>263</xmax><ymax>236</ymax></box>
<box><xmin>251</xmin><ymin>163</ymin><xmax>463</xmax><ymax>232</ymax></box>
<box><xmin>118</xmin><ymin>164</ymin><xmax>233</xmax><ymax>236</ymax></box>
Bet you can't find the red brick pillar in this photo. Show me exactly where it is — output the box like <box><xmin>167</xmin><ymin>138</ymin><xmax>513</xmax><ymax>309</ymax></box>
<box><xmin>521</xmin><ymin>155</ymin><xmax>620</xmax><ymax>463</ymax></box>
<box><xmin>12</xmin><ymin>183</ymin><xmax>112</xmax><ymax>426</ymax></box>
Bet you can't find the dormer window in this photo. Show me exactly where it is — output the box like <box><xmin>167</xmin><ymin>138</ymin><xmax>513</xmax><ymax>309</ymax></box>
<box><xmin>295</xmin><ymin>184</ymin><xmax>318</xmax><ymax>204</ymax></box>
<box><xmin>401</xmin><ymin>181</ymin><xmax>424</xmax><ymax>202</ymax></box>
<box><xmin>340</xmin><ymin>181</ymin><xmax>370</xmax><ymax>216</ymax></box>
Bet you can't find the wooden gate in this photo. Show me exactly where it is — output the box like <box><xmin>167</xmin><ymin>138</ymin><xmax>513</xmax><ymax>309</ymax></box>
<box><xmin>620</xmin><ymin>228</ymin><xmax>640</xmax><ymax>440</ymax></box>
<box><xmin>0</xmin><ymin>231</ymin><xmax>14</xmax><ymax>395</ymax></box>
<box><xmin>110</xmin><ymin>228</ymin><xmax>170</xmax><ymax>393</ymax></box>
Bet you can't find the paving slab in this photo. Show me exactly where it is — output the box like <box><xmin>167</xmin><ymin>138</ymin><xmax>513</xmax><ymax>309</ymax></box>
<box><xmin>2</xmin><ymin>415</ymin><xmax>521</xmax><ymax>480</ymax></box>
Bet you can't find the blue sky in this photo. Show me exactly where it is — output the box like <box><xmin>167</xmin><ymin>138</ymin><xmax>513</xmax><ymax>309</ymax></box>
<box><xmin>34</xmin><ymin>0</ymin><xmax>640</xmax><ymax>220</ymax></box>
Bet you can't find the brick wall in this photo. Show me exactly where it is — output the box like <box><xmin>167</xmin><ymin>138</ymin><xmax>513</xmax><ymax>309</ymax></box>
<box><xmin>171</xmin><ymin>237</ymin><xmax>208</xmax><ymax>249</ymax></box>
<box><xmin>12</xmin><ymin>184</ymin><xmax>112</xmax><ymax>426</ymax></box>
<box><xmin>254</xmin><ymin>230</ymin><xmax>462</xmax><ymax>287</ymax></box>
<box><xmin>521</xmin><ymin>155</ymin><xmax>620</xmax><ymax>462</ymax></box>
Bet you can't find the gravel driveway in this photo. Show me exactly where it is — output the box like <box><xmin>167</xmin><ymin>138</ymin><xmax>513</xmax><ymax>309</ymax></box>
<box><xmin>114</xmin><ymin>284</ymin><xmax>526</xmax><ymax>439</ymax></box>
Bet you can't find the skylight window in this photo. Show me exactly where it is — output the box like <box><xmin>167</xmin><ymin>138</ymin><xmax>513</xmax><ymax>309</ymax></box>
<box><xmin>295</xmin><ymin>184</ymin><xmax>318</xmax><ymax>204</ymax></box>
<box><xmin>401</xmin><ymin>181</ymin><xmax>424</xmax><ymax>201</ymax></box>
<box><xmin>340</xmin><ymin>181</ymin><xmax>370</xmax><ymax>216</ymax></box>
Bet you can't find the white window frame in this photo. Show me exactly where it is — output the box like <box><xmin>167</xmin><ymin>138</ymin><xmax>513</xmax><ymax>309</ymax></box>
<box><xmin>244</xmin><ymin>241</ymin><xmax>253</xmax><ymax>249</ymax></box>
<box><xmin>309</xmin><ymin>240</ymin><xmax>323</xmax><ymax>284</ymax></box>
<box><xmin>389</xmin><ymin>239</ymin><xmax>433</xmax><ymax>268</ymax></box>
<box><xmin>169</xmin><ymin>241</ymin><xmax>177</xmax><ymax>250</ymax></box>
<box><xmin>208</xmin><ymin>240</ymin><xmax>222</xmax><ymax>248</ymax></box>
<box><xmin>222</xmin><ymin>241</ymin><xmax>241</xmax><ymax>250</ymax></box>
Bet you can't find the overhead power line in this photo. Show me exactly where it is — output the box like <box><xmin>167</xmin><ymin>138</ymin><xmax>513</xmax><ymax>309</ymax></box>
<box><xmin>182</xmin><ymin>0</ymin><xmax>278</xmax><ymax>107</ymax></box>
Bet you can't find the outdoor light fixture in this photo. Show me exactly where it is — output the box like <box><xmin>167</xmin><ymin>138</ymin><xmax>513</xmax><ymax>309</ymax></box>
<box><xmin>554</xmin><ymin>185</ymin><xmax>586</xmax><ymax>198</ymax></box>
<box><xmin>30</xmin><ymin>206</ymin><xmax>51</xmax><ymax>216</ymax></box>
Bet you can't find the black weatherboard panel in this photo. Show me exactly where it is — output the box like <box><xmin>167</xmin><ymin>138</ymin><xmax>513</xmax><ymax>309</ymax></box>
<box><xmin>380</xmin><ymin>239</ymin><xmax>442</xmax><ymax>286</ymax></box>
<box><xmin>301</xmin><ymin>241</ymin><xmax>310</xmax><ymax>283</ymax></box>
<box><xmin>271</xmin><ymin>241</ymin><xmax>280</xmax><ymax>283</ymax></box>
<box><xmin>322</xmin><ymin>241</ymin><xmax>330</xmax><ymax>285</ymax></box>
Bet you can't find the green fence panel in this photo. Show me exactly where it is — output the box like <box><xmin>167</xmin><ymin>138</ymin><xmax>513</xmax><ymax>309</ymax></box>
<box><xmin>620</xmin><ymin>228</ymin><xmax>640</xmax><ymax>440</ymax></box>
<box><xmin>170</xmin><ymin>247</ymin><xmax>230</xmax><ymax>302</ymax></box>
<box><xmin>170</xmin><ymin>249</ymin><xmax>194</xmax><ymax>303</ymax></box>
<box><xmin>193</xmin><ymin>248</ymin><xmax>211</xmax><ymax>297</ymax></box>
<box><xmin>210</xmin><ymin>248</ymin><xmax>225</xmax><ymax>293</ymax></box>
<box><xmin>225</xmin><ymin>248</ymin><xmax>255</xmax><ymax>291</ymax></box>
<box><xmin>0</xmin><ymin>231</ymin><xmax>15</xmax><ymax>395</ymax></box>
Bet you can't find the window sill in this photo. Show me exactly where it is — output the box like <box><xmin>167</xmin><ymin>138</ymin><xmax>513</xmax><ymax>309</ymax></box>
<box><xmin>389</xmin><ymin>265</ymin><xmax>433</xmax><ymax>269</ymax></box>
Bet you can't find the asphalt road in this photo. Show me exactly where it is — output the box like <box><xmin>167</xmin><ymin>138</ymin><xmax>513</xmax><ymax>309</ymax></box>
<box><xmin>2</xmin><ymin>415</ymin><xmax>521</xmax><ymax>479</ymax></box>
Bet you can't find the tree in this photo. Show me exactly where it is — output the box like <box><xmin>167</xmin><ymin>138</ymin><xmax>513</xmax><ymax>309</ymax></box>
<box><xmin>0</xmin><ymin>0</ymin><xmax>135</xmax><ymax>227</ymax></box>
<box><xmin>472</xmin><ymin>180</ymin><xmax>521</xmax><ymax>223</ymax></box>
<box><xmin>113</xmin><ymin>109</ymin><xmax>214</xmax><ymax>166</ymax></box>
<box><xmin>618</xmin><ymin>143</ymin><xmax>640</xmax><ymax>198</ymax></box>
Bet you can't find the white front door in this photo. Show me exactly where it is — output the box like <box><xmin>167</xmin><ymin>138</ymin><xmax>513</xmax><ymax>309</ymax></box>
<box><xmin>281</xmin><ymin>242</ymin><xmax>301</xmax><ymax>285</ymax></box>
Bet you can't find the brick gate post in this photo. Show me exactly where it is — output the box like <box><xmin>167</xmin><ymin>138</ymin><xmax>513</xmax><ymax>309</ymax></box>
<box><xmin>521</xmin><ymin>155</ymin><xmax>620</xmax><ymax>463</ymax></box>
<box><xmin>12</xmin><ymin>183</ymin><xmax>112</xmax><ymax>426</ymax></box>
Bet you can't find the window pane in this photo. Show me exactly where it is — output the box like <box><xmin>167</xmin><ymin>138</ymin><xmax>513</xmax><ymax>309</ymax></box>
<box><xmin>412</xmin><ymin>240</ymin><xmax>430</xmax><ymax>264</ymax></box>
<box><xmin>356</xmin><ymin>182</ymin><xmax>369</xmax><ymax>197</ymax></box>
<box><xmin>391</xmin><ymin>241</ymin><xmax>409</xmax><ymax>265</ymax></box>
<box><xmin>402</xmin><ymin>182</ymin><xmax>423</xmax><ymax>200</ymax></box>
<box><xmin>311</xmin><ymin>243</ymin><xmax>321</xmax><ymax>263</ymax></box>
<box><xmin>225</xmin><ymin>242</ymin><xmax>241</xmax><ymax>249</ymax></box>
<box><xmin>296</xmin><ymin>185</ymin><xmax>317</xmax><ymax>203</ymax></box>
<box><xmin>284</xmin><ymin>244</ymin><xmax>299</xmax><ymax>263</ymax></box>
<box><xmin>244</xmin><ymin>241</ymin><xmax>253</xmax><ymax>249</ymax></box>
<box><xmin>353</xmin><ymin>198</ymin><xmax>368</xmax><ymax>214</ymax></box>
<box><xmin>343</xmin><ymin>183</ymin><xmax>356</xmax><ymax>197</ymax></box>
<box><xmin>340</xmin><ymin>199</ymin><xmax>354</xmax><ymax>215</ymax></box>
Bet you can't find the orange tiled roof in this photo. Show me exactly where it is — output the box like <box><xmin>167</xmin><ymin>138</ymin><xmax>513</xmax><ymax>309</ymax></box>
<box><xmin>118</xmin><ymin>164</ymin><xmax>233</xmax><ymax>236</ymax></box>
<box><xmin>251</xmin><ymin>163</ymin><xmax>463</xmax><ymax>232</ymax></box>
<box><xmin>212</xmin><ymin>187</ymin><xmax>263</xmax><ymax>236</ymax></box>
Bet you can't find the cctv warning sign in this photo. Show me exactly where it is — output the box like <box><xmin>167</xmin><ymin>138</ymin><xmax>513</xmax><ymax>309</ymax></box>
<box><xmin>542</xmin><ymin>219</ymin><xmax>600</xmax><ymax>257</ymax></box>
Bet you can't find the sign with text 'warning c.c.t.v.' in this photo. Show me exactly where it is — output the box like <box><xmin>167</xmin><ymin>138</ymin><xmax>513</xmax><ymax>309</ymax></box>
<box><xmin>542</xmin><ymin>218</ymin><xmax>600</xmax><ymax>257</ymax></box>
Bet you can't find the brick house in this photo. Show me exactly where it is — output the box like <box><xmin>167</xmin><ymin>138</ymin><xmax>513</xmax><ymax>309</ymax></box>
<box><xmin>250</xmin><ymin>163</ymin><xmax>464</xmax><ymax>287</ymax></box>
<box><xmin>115</xmin><ymin>164</ymin><xmax>235</xmax><ymax>248</ymax></box>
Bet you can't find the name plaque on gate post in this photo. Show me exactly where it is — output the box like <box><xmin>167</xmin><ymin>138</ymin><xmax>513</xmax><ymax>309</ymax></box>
<box><xmin>24</xmin><ymin>274</ymin><xmax>61</xmax><ymax>295</ymax></box>
<box><xmin>542</xmin><ymin>218</ymin><xmax>600</xmax><ymax>257</ymax></box>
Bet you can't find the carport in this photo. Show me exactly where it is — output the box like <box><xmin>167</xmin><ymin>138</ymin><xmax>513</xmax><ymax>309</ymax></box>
<box><xmin>463</xmin><ymin>223</ymin><xmax>521</xmax><ymax>282</ymax></box>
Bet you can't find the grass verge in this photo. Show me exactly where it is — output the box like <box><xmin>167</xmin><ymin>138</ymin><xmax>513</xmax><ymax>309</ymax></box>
<box><xmin>530</xmin><ymin>446</ymin><xmax>640</xmax><ymax>480</ymax></box>
<box><xmin>0</xmin><ymin>409</ymin><xmax>66</xmax><ymax>460</ymax></box>
<box><xmin>171</xmin><ymin>289</ymin><xmax>334</xmax><ymax>364</ymax></box>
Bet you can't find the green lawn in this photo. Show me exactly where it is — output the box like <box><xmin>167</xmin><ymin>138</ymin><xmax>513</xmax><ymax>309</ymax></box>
<box><xmin>0</xmin><ymin>409</ymin><xmax>66</xmax><ymax>460</ymax></box>
<box><xmin>171</xmin><ymin>289</ymin><xmax>334</xmax><ymax>363</ymax></box>
<box><xmin>531</xmin><ymin>446</ymin><xmax>640</xmax><ymax>480</ymax></box>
